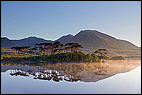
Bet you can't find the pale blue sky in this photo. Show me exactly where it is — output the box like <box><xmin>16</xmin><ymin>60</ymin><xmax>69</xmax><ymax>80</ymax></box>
<box><xmin>1</xmin><ymin>1</ymin><xmax>141</xmax><ymax>47</ymax></box>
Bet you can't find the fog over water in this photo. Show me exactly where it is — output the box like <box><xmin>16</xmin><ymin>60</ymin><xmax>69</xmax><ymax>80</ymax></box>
<box><xmin>1</xmin><ymin>60</ymin><xmax>141</xmax><ymax>94</ymax></box>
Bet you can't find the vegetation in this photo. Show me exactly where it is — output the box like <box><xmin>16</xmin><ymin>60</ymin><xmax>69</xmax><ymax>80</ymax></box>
<box><xmin>1</xmin><ymin>47</ymin><xmax>40</xmax><ymax>60</ymax></box>
<box><xmin>41</xmin><ymin>51</ymin><xmax>102</xmax><ymax>62</ymax></box>
<box><xmin>1</xmin><ymin>41</ymin><xmax>109</xmax><ymax>63</ymax></box>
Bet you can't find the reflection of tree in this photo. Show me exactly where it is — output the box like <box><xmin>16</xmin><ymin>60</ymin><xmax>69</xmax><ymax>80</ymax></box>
<box><xmin>9</xmin><ymin>63</ymin><xmax>108</xmax><ymax>82</ymax></box>
<box><xmin>46</xmin><ymin>63</ymin><xmax>108</xmax><ymax>80</ymax></box>
<box><xmin>46</xmin><ymin>63</ymin><xmax>84</xmax><ymax>81</ymax></box>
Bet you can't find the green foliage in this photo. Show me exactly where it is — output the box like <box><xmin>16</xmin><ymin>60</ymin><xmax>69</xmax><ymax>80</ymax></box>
<box><xmin>2</xmin><ymin>47</ymin><xmax>108</xmax><ymax>63</ymax></box>
<box><xmin>91</xmin><ymin>53</ymin><xmax>100</xmax><ymax>62</ymax></box>
<box><xmin>94</xmin><ymin>48</ymin><xmax>109</xmax><ymax>61</ymax></box>
<box><xmin>41</xmin><ymin>51</ymin><xmax>102</xmax><ymax>63</ymax></box>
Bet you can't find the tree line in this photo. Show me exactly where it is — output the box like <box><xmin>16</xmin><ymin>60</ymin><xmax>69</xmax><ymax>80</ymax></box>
<box><xmin>11</xmin><ymin>41</ymin><xmax>108</xmax><ymax>62</ymax></box>
<box><xmin>11</xmin><ymin>41</ymin><xmax>83</xmax><ymax>55</ymax></box>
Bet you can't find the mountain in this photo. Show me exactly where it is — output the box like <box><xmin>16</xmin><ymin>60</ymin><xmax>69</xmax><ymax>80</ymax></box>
<box><xmin>11</xmin><ymin>37</ymin><xmax>53</xmax><ymax>47</ymax></box>
<box><xmin>118</xmin><ymin>39</ymin><xmax>140</xmax><ymax>49</ymax></box>
<box><xmin>1</xmin><ymin>37</ymin><xmax>53</xmax><ymax>48</ymax></box>
<box><xmin>57</xmin><ymin>30</ymin><xmax>141</xmax><ymax>57</ymax></box>
<box><xmin>1</xmin><ymin>37</ymin><xmax>15</xmax><ymax>47</ymax></box>
<box><xmin>56</xmin><ymin>34</ymin><xmax>74</xmax><ymax>43</ymax></box>
<box><xmin>70</xmin><ymin>30</ymin><xmax>139</xmax><ymax>49</ymax></box>
<box><xmin>1</xmin><ymin>30</ymin><xmax>141</xmax><ymax>58</ymax></box>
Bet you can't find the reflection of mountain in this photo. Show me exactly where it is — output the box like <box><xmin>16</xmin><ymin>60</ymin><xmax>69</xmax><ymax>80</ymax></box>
<box><xmin>1</xmin><ymin>60</ymin><xmax>141</xmax><ymax>82</ymax></box>
<box><xmin>46</xmin><ymin>60</ymin><xmax>141</xmax><ymax>82</ymax></box>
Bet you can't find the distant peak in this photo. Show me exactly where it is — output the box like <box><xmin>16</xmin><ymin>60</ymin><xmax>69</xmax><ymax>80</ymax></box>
<box><xmin>61</xmin><ymin>34</ymin><xmax>74</xmax><ymax>38</ymax></box>
<box><xmin>28</xmin><ymin>36</ymin><xmax>38</xmax><ymax>38</ymax></box>
<box><xmin>1</xmin><ymin>37</ymin><xmax>9</xmax><ymax>39</ymax></box>
<box><xmin>80</xmin><ymin>30</ymin><xmax>99</xmax><ymax>32</ymax></box>
<box><xmin>66</xmin><ymin>34</ymin><xmax>74</xmax><ymax>37</ymax></box>
<box><xmin>77</xmin><ymin>30</ymin><xmax>100</xmax><ymax>35</ymax></box>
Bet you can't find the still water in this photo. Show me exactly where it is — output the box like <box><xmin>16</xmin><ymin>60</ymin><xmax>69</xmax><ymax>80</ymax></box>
<box><xmin>1</xmin><ymin>61</ymin><xmax>141</xmax><ymax>94</ymax></box>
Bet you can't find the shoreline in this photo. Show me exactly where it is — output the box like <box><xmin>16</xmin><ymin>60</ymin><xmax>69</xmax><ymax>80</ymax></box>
<box><xmin>1</xmin><ymin>59</ymin><xmax>141</xmax><ymax>65</ymax></box>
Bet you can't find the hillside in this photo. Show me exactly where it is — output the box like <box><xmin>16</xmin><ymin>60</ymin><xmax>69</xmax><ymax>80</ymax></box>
<box><xmin>56</xmin><ymin>34</ymin><xmax>74</xmax><ymax>43</ymax></box>
<box><xmin>1</xmin><ymin>37</ymin><xmax>53</xmax><ymax>48</ymax></box>
<box><xmin>57</xmin><ymin>30</ymin><xmax>141</xmax><ymax>57</ymax></box>
<box><xmin>1</xmin><ymin>37</ymin><xmax>15</xmax><ymax>47</ymax></box>
<box><xmin>1</xmin><ymin>30</ymin><xmax>141</xmax><ymax>58</ymax></box>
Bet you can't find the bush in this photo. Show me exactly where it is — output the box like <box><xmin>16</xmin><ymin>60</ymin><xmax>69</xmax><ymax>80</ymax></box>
<box><xmin>91</xmin><ymin>53</ymin><xmax>100</xmax><ymax>62</ymax></box>
<box><xmin>5</xmin><ymin>51</ymin><xmax>104</xmax><ymax>63</ymax></box>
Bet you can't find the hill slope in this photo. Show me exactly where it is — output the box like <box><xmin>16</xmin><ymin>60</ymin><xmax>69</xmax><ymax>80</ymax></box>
<box><xmin>1</xmin><ymin>37</ymin><xmax>15</xmax><ymax>47</ymax></box>
<box><xmin>11</xmin><ymin>37</ymin><xmax>53</xmax><ymax>47</ymax></box>
<box><xmin>1</xmin><ymin>37</ymin><xmax>53</xmax><ymax>48</ymax></box>
<box><xmin>1</xmin><ymin>30</ymin><xmax>141</xmax><ymax>58</ymax></box>
<box><xmin>56</xmin><ymin>34</ymin><xmax>74</xmax><ymax>43</ymax></box>
<box><xmin>57</xmin><ymin>30</ymin><xmax>141</xmax><ymax>57</ymax></box>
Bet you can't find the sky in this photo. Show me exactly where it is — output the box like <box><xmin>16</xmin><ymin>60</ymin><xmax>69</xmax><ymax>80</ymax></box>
<box><xmin>1</xmin><ymin>1</ymin><xmax>141</xmax><ymax>47</ymax></box>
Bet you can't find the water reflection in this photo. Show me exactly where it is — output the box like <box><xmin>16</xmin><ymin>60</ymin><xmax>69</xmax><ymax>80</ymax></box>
<box><xmin>1</xmin><ymin>60</ymin><xmax>141</xmax><ymax>82</ymax></box>
<box><xmin>5</xmin><ymin>64</ymin><xmax>81</xmax><ymax>82</ymax></box>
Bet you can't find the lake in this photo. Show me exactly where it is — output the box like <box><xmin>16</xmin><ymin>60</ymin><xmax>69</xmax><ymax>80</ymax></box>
<box><xmin>1</xmin><ymin>60</ymin><xmax>141</xmax><ymax>94</ymax></box>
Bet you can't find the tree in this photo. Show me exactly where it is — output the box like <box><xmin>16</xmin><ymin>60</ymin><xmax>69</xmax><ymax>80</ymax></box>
<box><xmin>64</xmin><ymin>47</ymin><xmax>71</xmax><ymax>52</ymax></box>
<box><xmin>42</xmin><ymin>42</ymin><xmax>52</xmax><ymax>55</ymax></box>
<box><xmin>94</xmin><ymin>48</ymin><xmax>108</xmax><ymax>60</ymax></box>
<box><xmin>71</xmin><ymin>43</ymin><xmax>83</xmax><ymax>52</ymax></box>
<box><xmin>35</xmin><ymin>42</ymin><xmax>53</xmax><ymax>55</ymax></box>
<box><xmin>52</xmin><ymin>41</ymin><xmax>63</xmax><ymax>54</ymax></box>
<box><xmin>37</xmin><ymin>43</ymin><xmax>45</xmax><ymax>56</ymax></box>
<box><xmin>29</xmin><ymin>47</ymin><xmax>37</xmax><ymax>55</ymax></box>
<box><xmin>21</xmin><ymin>46</ymin><xmax>30</xmax><ymax>52</ymax></box>
<box><xmin>34</xmin><ymin>43</ymin><xmax>39</xmax><ymax>49</ymax></box>
<box><xmin>11</xmin><ymin>46</ymin><xmax>30</xmax><ymax>54</ymax></box>
<box><xmin>51</xmin><ymin>49</ymin><xmax>57</xmax><ymax>55</ymax></box>
<box><xmin>84</xmin><ymin>54</ymin><xmax>92</xmax><ymax>62</ymax></box>
<box><xmin>65</xmin><ymin>43</ymin><xmax>83</xmax><ymax>52</ymax></box>
<box><xmin>91</xmin><ymin>53</ymin><xmax>100</xmax><ymax>62</ymax></box>
<box><xmin>11</xmin><ymin>46</ymin><xmax>18</xmax><ymax>53</ymax></box>
<box><xmin>45</xmin><ymin>43</ymin><xmax>52</xmax><ymax>55</ymax></box>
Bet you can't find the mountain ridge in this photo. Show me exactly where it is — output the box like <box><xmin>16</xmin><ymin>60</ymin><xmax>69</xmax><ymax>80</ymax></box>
<box><xmin>1</xmin><ymin>36</ymin><xmax>53</xmax><ymax>48</ymax></box>
<box><xmin>1</xmin><ymin>30</ymin><xmax>141</xmax><ymax>57</ymax></box>
<box><xmin>57</xmin><ymin>30</ymin><xmax>140</xmax><ymax>57</ymax></box>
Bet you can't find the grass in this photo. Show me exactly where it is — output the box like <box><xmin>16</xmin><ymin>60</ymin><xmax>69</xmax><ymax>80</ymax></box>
<box><xmin>1</xmin><ymin>47</ymin><xmax>41</xmax><ymax>60</ymax></box>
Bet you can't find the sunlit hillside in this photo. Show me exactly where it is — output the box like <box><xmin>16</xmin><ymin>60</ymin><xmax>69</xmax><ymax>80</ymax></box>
<box><xmin>1</xmin><ymin>47</ymin><xmax>40</xmax><ymax>60</ymax></box>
